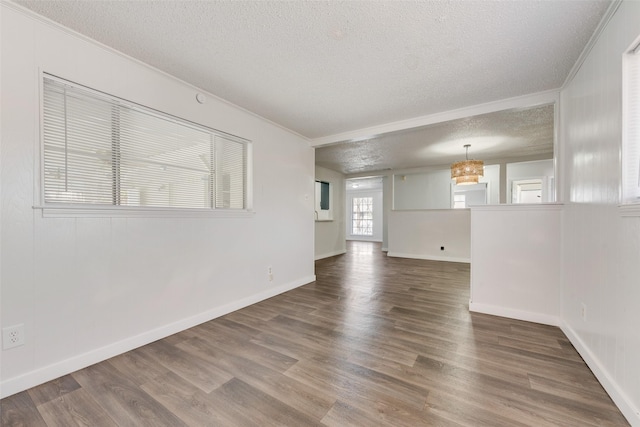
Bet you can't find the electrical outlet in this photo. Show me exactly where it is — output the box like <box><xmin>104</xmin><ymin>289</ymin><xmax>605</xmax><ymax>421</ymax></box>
<box><xmin>268</xmin><ymin>266</ymin><xmax>273</xmax><ymax>282</ymax></box>
<box><xmin>581</xmin><ymin>303</ymin><xmax>587</xmax><ymax>321</ymax></box>
<box><xmin>3</xmin><ymin>324</ymin><xmax>25</xmax><ymax>350</ymax></box>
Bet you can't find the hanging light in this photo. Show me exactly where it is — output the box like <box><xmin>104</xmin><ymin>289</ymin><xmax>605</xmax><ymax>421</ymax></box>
<box><xmin>451</xmin><ymin>144</ymin><xmax>484</xmax><ymax>185</ymax></box>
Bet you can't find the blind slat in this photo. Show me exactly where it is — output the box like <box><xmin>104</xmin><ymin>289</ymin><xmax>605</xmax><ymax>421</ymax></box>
<box><xmin>43</xmin><ymin>75</ymin><xmax>249</xmax><ymax>210</ymax></box>
<box><xmin>624</xmin><ymin>51</ymin><xmax>640</xmax><ymax>202</ymax></box>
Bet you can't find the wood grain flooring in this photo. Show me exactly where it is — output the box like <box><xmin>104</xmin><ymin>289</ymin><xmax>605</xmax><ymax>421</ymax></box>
<box><xmin>1</xmin><ymin>241</ymin><xmax>629</xmax><ymax>426</ymax></box>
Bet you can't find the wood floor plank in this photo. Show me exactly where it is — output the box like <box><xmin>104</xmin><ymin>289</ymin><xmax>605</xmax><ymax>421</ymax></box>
<box><xmin>206</xmin><ymin>378</ymin><xmax>325</xmax><ymax>427</ymax></box>
<box><xmin>27</xmin><ymin>375</ymin><xmax>81</xmax><ymax>406</ymax></box>
<box><xmin>176</xmin><ymin>336</ymin><xmax>335</xmax><ymax>420</ymax></box>
<box><xmin>36</xmin><ymin>388</ymin><xmax>118</xmax><ymax>427</ymax></box>
<box><xmin>137</xmin><ymin>339</ymin><xmax>233</xmax><ymax>393</ymax></box>
<box><xmin>0</xmin><ymin>391</ymin><xmax>47</xmax><ymax>427</ymax></box>
<box><xmin>108</xmin><ymin>348</ymin><xmax>171</xmax><ymax>386</ymax></box>
<box><xmin>0</xmin><ymin>241</ymin><xmax>630</xmax><ymax>426</ymax></box>
<box><xmin>139</xmin><ymin>371</ymin><xmax>229</xmax><ymax>426</ymax></box>
<box><xmin>71</xmin><ymin>362</ymin><xmax>188</xmax><ymax>426</ymax></box>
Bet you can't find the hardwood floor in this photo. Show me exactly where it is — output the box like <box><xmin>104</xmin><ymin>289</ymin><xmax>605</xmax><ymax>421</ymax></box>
<box><xmin>1</xmin><ymin>241</ymin><xmax>629</xmax><ymax>426</ymax></box>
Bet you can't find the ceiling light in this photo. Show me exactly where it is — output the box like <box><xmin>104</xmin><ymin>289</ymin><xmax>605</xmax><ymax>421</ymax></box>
<box><xmin>451</xmin><ymin>144</ymin><xmax>484</xmax><ymax>185</ymax></box>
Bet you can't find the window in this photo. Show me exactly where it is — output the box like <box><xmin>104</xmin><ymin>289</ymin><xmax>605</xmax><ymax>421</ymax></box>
<box><xmin>42</xmin><ymin>75</ymin><xmax>249</xmax><ymax>211</ymax></box>
<box><xmin>352</xmin><ymin>197</ymin><xmax>373</xmax><ymax>236</ymax></box>
<box><xmin>623</xmin><ymin>40</ymin><xmax>640</xmax><ymax>205</ymax></box>
<box><xmin>315</xmin><ymin>180</ymin><xmax>333</xmax><ymax>220</ymax></box>
<box><xmin>318</xmin><ymin>181</ymin><xmax>330</xmax><ymax>210</ymax></box>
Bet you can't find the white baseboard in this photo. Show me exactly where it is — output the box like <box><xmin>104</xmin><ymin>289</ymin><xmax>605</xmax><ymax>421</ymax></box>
<box><xmin>315</xmin><ymin>249</ymin><xmax>346</xmax><ymax>260</ymax></box>
<box><xmin>561</xmin><ymin>322</ymin><xmax>640</xmax><ymax>426</ymax></box>
<box><xmin>0</xmin><ymin>275</ymin><xmax>316</xmax><ymax>399</ymax></box>
<box><xmin>386</xmin><ymin>252</ymin><xmax>470</xmax><ymax>264</ymax></box>
<box><xmin>469</xmin><ymin>301</ymin><xmax>560</xmax><ymax>327</ymax></box>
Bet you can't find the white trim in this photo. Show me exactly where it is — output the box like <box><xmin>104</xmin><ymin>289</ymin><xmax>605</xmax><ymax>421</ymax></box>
<box><xmin>310</xmin><ymin>90</ymin><xmax>559</xmax><ymax>147</ymax></box>
<box><xmin>34</xmin><ymin>205</ymin><xmax>256</xmax><ymax>218</ymax></box>
<box><xmin>561</xmin><ymin>322</ymin><xmax>640</xmax><ymax>426</ymax></box>
<box><xmin>314</xmin><ymin>249</ymin><xmax>346</xmax><ymax>261</ymax></box>
<box><xmin>469</xmin><ymin>302</ymin><xmax>560</xmax><ymax>327</ymax></box>
<box><xmin>387</xmin><ymin>252</ymin><xmax>470</xmax><ymax>264</ymax></box>
<box><xmin>0</xmin><ymin>274</ymin><xmax>316</xmax><ymax>399</ymax></box>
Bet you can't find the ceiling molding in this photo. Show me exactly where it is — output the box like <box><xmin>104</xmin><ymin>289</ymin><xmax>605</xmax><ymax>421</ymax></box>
<box><xmin>310</xmin><ymin>89</ymin><xmax>559</xmax><ymax>148</ymax></box>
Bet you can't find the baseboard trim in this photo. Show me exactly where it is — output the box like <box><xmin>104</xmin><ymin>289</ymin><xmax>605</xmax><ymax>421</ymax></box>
<box><xmin>315</xmin><ymin>249</ymin><xmax>346</xmax><ymax>260</ymax></box>
<box><xmin>469</xmin><ymin>302</ymin><xmax>560</xmax><ymax>327</ymax></box>
<box><xmin>386</xmin><ymin>252</ymin><xmax>470</xmax><ymax>263</ymax></box>
<box><xmin>561</xmin><ymin>322</ymin><xmax>640</xmax><ymax>426</ymax></box>
<box><xmin>0</xmin><ymin>275</ymin><xmax>316</xmax><ymax>399</ymax></box>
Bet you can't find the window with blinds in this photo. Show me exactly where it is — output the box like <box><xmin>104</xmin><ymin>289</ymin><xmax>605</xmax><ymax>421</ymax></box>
<box><xmin>42</xmin><ymin>75</ymin><xmax>249</xmax><ymax>210</ymax></box>
<box><xmin>623</xmin><ymin>43</ymin><xmax>640</xmax><ymax>205</ymax></box>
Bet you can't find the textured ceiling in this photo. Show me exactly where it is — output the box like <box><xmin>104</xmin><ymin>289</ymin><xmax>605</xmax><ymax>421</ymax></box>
<box><xmin>15</xmin><ymin>1</ymin><xmax>610</xmax><ymax>175</ymax></box>
<box><xmin>17</xmin><ymin>0</ymin><xmax>610</xmax><ymax>142</ymax></box>
<box><xmin>316</xmin><ymin>104</ymin><xmax>555</xmax><ymax>174</ymax></box>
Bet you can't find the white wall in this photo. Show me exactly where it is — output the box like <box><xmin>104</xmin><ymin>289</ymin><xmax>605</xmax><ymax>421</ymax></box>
<box><xmin>382</xmin><ymin>176</ymin><xmax>391</xmax><ymax>251</ymax></box>
<box><xmin>469</xmin><ymin>204</ymin><xmax>561</xmax><ymax>326</ymax></box>
<box><xmin>506</xmin><ymin>159</ymin><xmax>554</xmax><ymax>203</ymax></box>
<box><xmin>393</xmin><ymin>170</ymin><xmax>451</xmax><ymax>209</ymax></box>
<box><xmin>483</xmin><ymin>164</ymin><xmax>500</xmax><ymax>205</ymax></box>
<box><xmin>394</xmin><ymin>165</ymin><xmax>500</xmax><ymax>209</ymax></box>
<box><xmin>314</xmin><ymin>166</ymin><xmax>346</xmax><ymax>259</ymax></box>
<box><xmin>1</xmin><ymin>4</ymin><xmax>315</xmax><ymax>398</ymax></box>
<box><xmin>345</xmin><ymin>189</ymin><xmax>383</xmax><ymax>242</ymax></box>
<box><xmin>559</xmin><ymin>1</ymin><xmax>640</xmax><ymax>423</ymax></box>
<box><xmin>387</xmin><ymin>209</ymin><xmax>470</xmax><ymax>263</ymax></box>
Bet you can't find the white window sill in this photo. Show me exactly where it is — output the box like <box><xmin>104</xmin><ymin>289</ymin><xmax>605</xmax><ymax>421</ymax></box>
<box><xmin>34</xmin><ymin>205</ymin><xmax>255</xmax><ymax>218</ymax></box>
<box><xmin>619</xmin><ymin>203</ymin><xmax>640</xmax><ymax>217</ymax></box>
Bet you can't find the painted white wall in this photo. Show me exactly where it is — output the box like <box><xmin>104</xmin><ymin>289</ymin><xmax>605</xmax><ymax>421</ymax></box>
<box><xmin>393</xmin><ymin>170</ymin><xmax>450</xmax><ymax>210</ymax></box>
<box><xmin>558</xmin><ymin>1</ymin><xmax>640</xmax><ymax>423</ymax></box>
<box><xmin>506</xmin><ymin>159</ymin><xmax>554</xmax><ymax>203</ymax></box>
<box><xmin>0</xmin><ymin>4</ymin><xmax>315</xmax><ymax>398</ymax></box>
<box><xmin>382</xmin><ymin>176</ymin><xmax>391</xmax><ymax>251</ymax></box>
<box><xmin>314</xmin><ymin>166</ymin><xmax>346</xmax><ymax>260</ymax></box>
<box><xmin>387</xmin><ymin>209</ymin><xmax>470</xmax><ymax>263</ymax></box>
<box><xmin>469</xmin><ymin>204</ymin><xmax>561</xmax><ymax>326</ymax></box>
<box><xmin>483</xmin><ymin>164</ymin><xmax>500</xmax><ymax>205</ymax></box>
<box><xmin>345</xmin><ymin>189</ymin><xmax>383</xmax><ymax>242</ymax></box>
<box><xmin>394</xmin><ymin>165</ymin><xmax>500</xmax><ymax>210</ymax></box>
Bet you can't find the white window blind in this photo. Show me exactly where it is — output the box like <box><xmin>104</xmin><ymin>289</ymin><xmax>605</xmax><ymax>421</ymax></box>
<box><xmin>623</xmin><ymin>46</ymin><xmax>640</xmax><ymax>204</ymax></box>
<box><xmin>42</xmin><ymin>75</ymin><xmax>249</xmax><ymax>210</ymax></box>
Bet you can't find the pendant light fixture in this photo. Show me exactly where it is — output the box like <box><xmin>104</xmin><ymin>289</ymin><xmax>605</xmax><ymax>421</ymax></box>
<box><xmin>451</xmin><ymin>144</ymin><xmax>484</xmax><ymax>185</ymax></box>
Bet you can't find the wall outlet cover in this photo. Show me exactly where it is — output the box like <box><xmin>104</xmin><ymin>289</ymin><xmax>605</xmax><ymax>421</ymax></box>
<box><xmin>3</xmin><ymin>324</ymin><xmax>25</xmax><ymax>349</ymax></box>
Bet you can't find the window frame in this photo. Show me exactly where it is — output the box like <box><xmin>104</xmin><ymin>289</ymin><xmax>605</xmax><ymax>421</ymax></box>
<box><xmin>35</xmin><ymin>72</ymin><xmax>253</xmax><ymax>218</ymax></box>
<box><xmin>351</xmin><ymin>196</ymin><xmax>374</xmax><ymax>236</ymax></box>
<box><xmin>621</xmin><ymin>37</ymin><xmax>640</xmax><ymax>216</ymax></box>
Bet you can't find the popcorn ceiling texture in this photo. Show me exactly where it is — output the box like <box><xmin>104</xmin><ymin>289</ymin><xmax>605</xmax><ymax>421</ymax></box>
<box><xmin>16</xmin><ymin>1</ymin><xmax>610</xmax><ymax>174</ymax></box>
<box><xmin>17</xmin><ymin>0</ymin><xmax>610</xmax><ymax>141</ymax></box>
<box><xmin>316</xmin><ymin>104</ymin><xmax>555</xmax><ymax>174</ymax></box>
